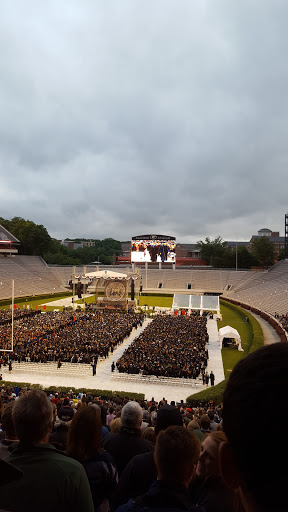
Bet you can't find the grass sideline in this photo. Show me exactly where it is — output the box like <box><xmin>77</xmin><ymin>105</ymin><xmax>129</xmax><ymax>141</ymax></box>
<box><xmin>0</xmin><ymin>292</ymin><xmax>73</xmax><ymax>312</ymax></box>
<box><xmin>186</xmin><ymin>299</ymin><xmax>264</xmax><ymax>405</ymax></box>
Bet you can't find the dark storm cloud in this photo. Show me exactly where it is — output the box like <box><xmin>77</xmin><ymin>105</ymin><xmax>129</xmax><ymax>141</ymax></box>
<box><xmin>0</xmin><ymin>0</ymin><xmax>288</xmax><ymax>242</ymax></box>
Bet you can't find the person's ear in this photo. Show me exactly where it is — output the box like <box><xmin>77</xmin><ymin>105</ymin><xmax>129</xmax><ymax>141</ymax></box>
<box><xmin>219</xmin><ymin>441</ymin><xmax>241</xmax><ymax>489</ymax></box>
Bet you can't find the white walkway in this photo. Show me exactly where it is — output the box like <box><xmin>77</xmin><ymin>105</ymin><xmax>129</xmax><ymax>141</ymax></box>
<box><xmin>206</xmin><ymin>319</ymin><xmax>225</xmax><ymax>385</ymax></box>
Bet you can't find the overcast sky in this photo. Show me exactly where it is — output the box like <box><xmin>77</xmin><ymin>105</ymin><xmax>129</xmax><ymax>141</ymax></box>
<box><xmin>1</xmin><ymin>0</ymin><xmax>287</xmax><ymax>242</ymax></box>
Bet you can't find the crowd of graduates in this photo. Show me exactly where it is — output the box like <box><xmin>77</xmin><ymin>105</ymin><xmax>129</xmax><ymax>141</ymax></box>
<box><xmin>0</xmin><ymin>310</ymin><xmax>143</xmax><ymax>365</ymax></box>
<box><xmin>116</xmin><ymin>312</ymin><xmax>209</xmax><ymax>379</ymax></box>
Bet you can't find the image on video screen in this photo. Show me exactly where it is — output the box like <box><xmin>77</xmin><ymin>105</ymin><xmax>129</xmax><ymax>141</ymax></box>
<box><xmin>131</xmin><ymin>235</ymin><xmax>176</xmax><ymax>263</ymax></box>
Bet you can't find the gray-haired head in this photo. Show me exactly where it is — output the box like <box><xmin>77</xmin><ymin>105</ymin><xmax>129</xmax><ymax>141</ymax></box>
<box><xmin>121</xmin><ymin>401</ymin><xmax>143</xmax><ymax>429</ymax></box>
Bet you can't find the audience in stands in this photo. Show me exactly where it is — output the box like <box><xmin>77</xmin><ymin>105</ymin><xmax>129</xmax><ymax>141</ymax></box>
<box><xmin>0</xmin><ymin>389</ymin><xmax>94</xmax><ymax>512</ymax></box>
<box><xmin>66</xmin><ymin>405</ymin><xmax>118</xmax><ymax>512</ymax></box>
<box><xmin>1</xmin><ymin>355</ymin><xmax>284</xmax><ymax>512</ymax></box>
<box><xmin>111</xmin><ymin>404</ymin><xmax>184</xmax><ymax>509</ymax></box>
<box><xmin>115</xmin><ymin>426</ymin><xmax>202</xmax><ymax>512</ymax></box>
<box><xmin>102</xmin><ymin>401</ymin><xmax>154</xmax><ymax>477</ymax></box>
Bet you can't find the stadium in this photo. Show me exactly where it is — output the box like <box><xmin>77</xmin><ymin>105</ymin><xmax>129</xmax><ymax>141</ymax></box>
<box><xmin>0</xmin><ymin>225</ymin><xmax>287</xmax><ymax>403</ymax></box>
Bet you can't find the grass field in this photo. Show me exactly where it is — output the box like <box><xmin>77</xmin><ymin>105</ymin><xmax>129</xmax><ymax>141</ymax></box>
<box><xmin>0</xmin><ymin>294</ymin><xmax>73</xmax><ymax>312</ymax></box>
<box><xmin>138</xmin><ymin>295</ymin><xmax>173</xmax><ymax>308</ymax></box>
<box><xmin>218</xmin><ymin>301</ymin><xmax>253</xmax><ymax>378</ymax></box>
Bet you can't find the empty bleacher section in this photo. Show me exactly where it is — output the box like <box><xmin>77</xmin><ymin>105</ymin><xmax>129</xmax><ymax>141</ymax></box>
<box><xmin>138</xmin><ymin>268</ymin><xmax>251</xmax><ymax>293</ymax></box>
<box><xmin>222</xmin><ymin>260</ymin><xmax>288</xmax><ymax>315</ymax></box>
<box><xmin>0</xmin><ymin>256</ymin><xmax>67</xmax><ymax>298</ymax></box>
<box><xmin>1</xmin><ymin>256</ymin><xmax>288</xmax><ymax>316</ymax></box>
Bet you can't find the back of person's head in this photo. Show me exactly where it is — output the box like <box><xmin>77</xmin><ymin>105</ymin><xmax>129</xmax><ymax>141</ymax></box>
<box><xmin>142</xmin><ymin>409</ymin><xmax>150</xmax><ymax>422</ymax></box>
<box><xmin>209</xmin><ymin>430</ymin><xmax>227</xmax><ymax>445</ymax></box>
<box><xmin>142</xmin><ymin>426</ymin><xmax>156</xmax><ymax>444</ymax></box>
<box><xmin>187</xmin><ymin>419</ymin><xmax>201</xmax><ymax>430</ymax></box>
<box><xmin>121</xmin><ymin>401</ymin><xmax>143</xmax><ymax>429</ymax></box>
<box><xmin>155</xmin><ymin>426</ymin><xmax>200</xmax><ymax>487</ymax></box>
<box><xmin>155</xmin><ymin>404</ymin><xmax>183</xmax><ymax>434</ymax></box>
<box><xmin>207</xmin><ymin>410</ymin><xmax>215</xmax><ymax>421</ymax></box>
<box><xmin>199</xmin><ymin>414</ymin><xmax>210</xmax><ymax>430</ymax></box>
<box><xmin>110</xmin><ymin>417</ymin><xmax>121</xmax><ymax>433</ymax></box>
<box><xmin>12</xmin><ymin>389</ymin><xmax>52</xmax><ymax>444</ymax></box>
<box><xmin>66</xmin><ymin>404</ymin><xmax>102</xmax><ymax>461</ymax></box>
<box><xmin>1</xmin><ymin>403</ymin><xmax>16</xmax><ymax>439</ymax></box>
<box><xmin>221</xmin><ymin>343</ymin><xmax>288</xmax><ymax>512</ymax></box>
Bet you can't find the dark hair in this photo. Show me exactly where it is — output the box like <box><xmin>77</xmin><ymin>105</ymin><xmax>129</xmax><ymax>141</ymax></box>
<box><xmin>66</xmin><ymin>405</ymin><xmax>102</xmax><ymax>461</ymax></box>
<box><xmin>199</xmin><ymin>414</ymin><xmax>210</xmax><ymax>430</ymax></box>
<box><xmin>1</xmin><ymin>403</ymin><xmax>16</xmax><ymax>438</ymax></box>
<box><xmin>155</xmin><ymin>425</ymin><xmax>200</xmax><ymax>484</ymax></box>
<box><xmin>223</xmin><ymin>343</ymin><xmax>288</xmax><ymax>511</ymax></box>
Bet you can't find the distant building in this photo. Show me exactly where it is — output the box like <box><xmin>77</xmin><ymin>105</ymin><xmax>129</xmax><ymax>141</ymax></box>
<box><xmin>249</xmin><ymin>228</ymin><xmax>284</xmax><ymax>258</ymax></box>
<box><xmin>59</xmin><ymin>239</ymin><xmax>95</xmax><ymax>250</ymax></box>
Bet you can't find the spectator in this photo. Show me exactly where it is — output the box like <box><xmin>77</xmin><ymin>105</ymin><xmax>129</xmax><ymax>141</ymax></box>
<box><xmin>107</xmin><ymin>406</ymin><xmax>116</xmax><ymax>426</ymax></box>
<box><xmin>0</xmin><ymin>404</ymin><xmax>18</xmax><ymax>460</ymax></box>
<box><xmin>49</xmin><ymin>401</ymin><xmax>73</xmax><ymax>452</ymax></box>
<box><xmin>199</xmin><ymin>414</ymin><xmax>211</xmax><ymax>433</ymax></box>
<box><xmin>67</xmin><ymin>405</ymin><xmax>118</xmax><ymax>512</ymax></box>
<box><xmin>103</xmin><ymin>401</ymin><xmax>153</xmax><ymax>476</ymax></box>
<box><xmin>141</xmin><ymin>427</ymin><xmax>156</xmax><ymax>445</ymax></box>
<box><xmin>187</xmin><ymin>420</ymin><xmax>205</xmax><ymax>442</ymax></box>
<box><xmin>220</xmin><ymin>342</ymin><xmax>288</xmax><ymax>512</ymax></box>
<box><xmin>111</xmin><ymin>404</ymin><xmax>183</xmax><ymax>509</ymax></box>
<box><xmin>110</xmin><ymin>417</ymin><xmax>122</xmax><ymax>433</ymax></box>
<box><xmin>207</xmin><ymin>411</ymin><xmax>218</xmax><ymax>431</ymax></box>
<box><xmin>191</xmin><ymin>431</ymin><xmax>235</xmax><ymax>512</ymax></box>
<box><xmin>115</xmin><ymin>426</ymin><xmax>201</xmax><ymax>512</ymax></box>
<box><xmin>0</xmin><ymin>389</ymin><xmax>94</xmax><ymax>512</ymax></box>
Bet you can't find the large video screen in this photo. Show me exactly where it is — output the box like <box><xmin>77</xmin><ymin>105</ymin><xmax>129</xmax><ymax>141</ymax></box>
<box><xmin>131</xmin><ymin>235</ymin><xmax>176</xmax><ymax>263</ymax></box>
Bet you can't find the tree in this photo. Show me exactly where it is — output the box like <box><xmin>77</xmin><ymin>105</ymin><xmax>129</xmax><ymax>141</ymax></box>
<box><xmin>233</xmin><ymin>246</ymin><xmax>257</xmax><ymax>269</ymax></box>
<box><xmin>197</xmin><ymin>237</ymin><xmax>228</xmax><ymax>266</ymax></box>
<box><xmin>2</xmin><ymin>217</ymin><xmax>52</xmax><ymax>256</ymax></box>
<box><xmin>250</xmin><ymin>236</ymin><xmax>275</xmax><ymax>267</ymax></box>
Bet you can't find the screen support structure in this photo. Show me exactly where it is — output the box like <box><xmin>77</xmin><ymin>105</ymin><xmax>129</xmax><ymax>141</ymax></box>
<box><xmin>285</xmin><ymin>214</ymin><xmax>288</xmax><ymax>260</ymax></box>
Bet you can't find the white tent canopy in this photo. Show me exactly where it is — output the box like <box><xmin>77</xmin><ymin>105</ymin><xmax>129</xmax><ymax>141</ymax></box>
<box><xmin>83</xmin><ymin>270</ymin><xmax>128</xmax><ymax>280</ymax></box>
<box><xmin>218</xmin><ymin>326</ymin><xmax>244</xmax><ymax>351</ymax></box>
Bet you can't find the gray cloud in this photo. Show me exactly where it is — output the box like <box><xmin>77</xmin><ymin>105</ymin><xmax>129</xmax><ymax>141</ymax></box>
<box><xmin>0</xmin><ymin>0</ymin><xmax>287</xmax><ymax>243</ymax></box>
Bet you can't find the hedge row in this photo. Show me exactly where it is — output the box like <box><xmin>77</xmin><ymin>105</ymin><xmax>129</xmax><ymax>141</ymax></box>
<box><xmin>0</xmin><ymin>380</ymin><xmax>145</xmax><ymax>401</ymax></box>
<box><xmin>185</xmin><ymin>300</ymin><xmax>265</xmax><ymax>406</ymax></box>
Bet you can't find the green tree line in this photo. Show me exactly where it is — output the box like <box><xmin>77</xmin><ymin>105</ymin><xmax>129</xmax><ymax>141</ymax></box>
<box><xmin>197</xmin><ymin>235</ymin><xmax>281</xmax><ymax>268</ymax></box>
<box><xmin>0</xmin><ymin>217</ymin><xmax>121</xmax><ymax>265</ymax></box>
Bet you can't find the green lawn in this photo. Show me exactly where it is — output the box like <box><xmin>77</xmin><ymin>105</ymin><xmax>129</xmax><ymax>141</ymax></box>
<box><xmin>0</xmin><ymin>294</ymin><xmax>73</xmax><ymax>312</ymax></box>
<box><xmin>218</xmin><ymin>302</ymin><xmax>252</xmax><ymax>378</ymax></box>
<box><xmin>138</xmin><ymin>295</ymin><xmax>173</xmax><ymax>308</ymax></box>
